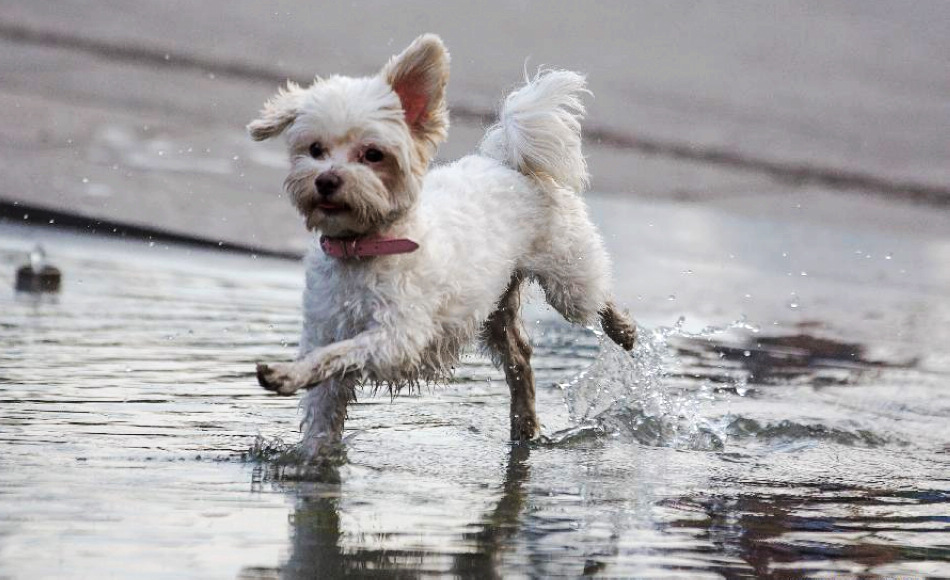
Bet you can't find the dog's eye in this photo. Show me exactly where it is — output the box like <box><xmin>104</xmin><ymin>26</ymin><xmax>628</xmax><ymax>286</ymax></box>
<box><xmin>363</xmin><ymin>148</ymin><xmax>384</xmax><ymax>163</ymax></box>
<box><xmin>309</xmin><ymin>143</ymin><xmax>325</xmax><ymax>158</ymax></box>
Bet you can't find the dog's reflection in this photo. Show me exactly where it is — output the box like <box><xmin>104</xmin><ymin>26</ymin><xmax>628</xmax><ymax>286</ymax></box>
<box><xmin>240</xmin><ymin>445</ymin><xmax>531</xmax><ymax>579</ymax></box>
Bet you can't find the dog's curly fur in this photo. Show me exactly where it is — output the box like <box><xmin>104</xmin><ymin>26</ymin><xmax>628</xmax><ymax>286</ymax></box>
<box><xmin>249</xmin><ymin>34</ymin><xmax>635</xmax><ymax>458</ymax></box>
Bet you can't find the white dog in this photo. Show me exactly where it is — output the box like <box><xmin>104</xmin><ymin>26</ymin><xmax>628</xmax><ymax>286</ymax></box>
<box><xmin>249</xmin><ymin>34</ymin><xmax>635</xmax><ymax>457</ymax></box>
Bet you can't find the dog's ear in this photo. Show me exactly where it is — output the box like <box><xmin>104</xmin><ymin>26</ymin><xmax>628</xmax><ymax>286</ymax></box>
<box><xmin>382</xmin><ymin>34</ymin><xmax>450</xmax><ymax>148</ymax></box>
<box><xmin>247</xmin><ymin>81</ymin><xmax>304</xmax><ymax>141</ymax></box>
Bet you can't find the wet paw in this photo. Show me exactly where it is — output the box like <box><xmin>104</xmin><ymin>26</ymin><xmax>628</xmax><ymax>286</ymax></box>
<box><xmin>600</xmin><ymin>303</ymin><xmax>637</xmax><ymax>351</ymax></box>
<box><xmin>256</xmin><ymin>362</ymin><xmax>304</xmax><ymax>396</ymax></box>
<box><xmin>510</xmin><ymin>419</ymin><xmax>540</xmax><ymax>443</ymax></box>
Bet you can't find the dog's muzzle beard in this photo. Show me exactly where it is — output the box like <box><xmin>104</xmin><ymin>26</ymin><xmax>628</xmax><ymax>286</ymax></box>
<box><xmin>290</xmin><ymin>191</ymin><xmax>379</xmax><ymax>236</ymax></box>
<box><xmin>305</xmin><ymin>202</ymin><xmax>406</xmax><ymax>238</ymax></box>
<box><xmin>290</xmin><ymin>185</ymin><xmax>416</xmax><ymax>239</ymax></box>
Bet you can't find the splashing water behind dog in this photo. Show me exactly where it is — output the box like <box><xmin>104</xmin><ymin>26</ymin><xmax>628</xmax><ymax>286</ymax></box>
<box><xmin>553</xmin><ymin>319</ymin><xmax>756</xmax><ymax>451</ymax></box>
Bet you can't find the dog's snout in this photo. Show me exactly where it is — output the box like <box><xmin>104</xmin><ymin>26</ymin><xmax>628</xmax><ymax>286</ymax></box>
<box><xmin>315</xmin><ymin>172</ymin><xmax>343</xmax><ymax>197</ymax></box>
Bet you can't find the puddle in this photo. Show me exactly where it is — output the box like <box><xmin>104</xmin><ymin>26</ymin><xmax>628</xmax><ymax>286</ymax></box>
<box><xmin>1</xmin><ymin>223</ymin><xmax>948</xmax><ymax>578</ymax></box>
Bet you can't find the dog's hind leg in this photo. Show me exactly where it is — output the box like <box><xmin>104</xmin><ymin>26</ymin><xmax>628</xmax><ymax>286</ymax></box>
<box><xmin>599</xmin><ymin>301</ymin><xmax>637</xmax><ymax>350</ymax></box>
<box><xmin>484</xmin><ymin>273</ymin><xmax>539</xmax><ymax>442</ymax></box>
<box><xmin>540</xmin><ymin>273</ymin><xmax>636</xmax><ymax>352</ymax></box>
<box><xmin>530</xmin><ymin>206</ymin><xmax>636</xmax><ymax>351</ymax></box>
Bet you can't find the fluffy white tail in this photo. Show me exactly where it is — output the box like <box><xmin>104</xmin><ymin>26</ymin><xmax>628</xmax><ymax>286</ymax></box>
<box><xmin>479</xmin><ymin>69</ymin><xmax>590</xmax><ymax>192</ymax></box>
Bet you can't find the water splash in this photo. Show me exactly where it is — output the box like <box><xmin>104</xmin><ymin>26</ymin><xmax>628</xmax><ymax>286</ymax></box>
<box><xmin>552</xmin><ymin>318</ymin><xmax>759</xmax><ymax>451</ymax></box>
<box><xmin>243</xmin><ymin>434</ymin><xmax>348</xmax><ymax>482</ymax></box>
<box><xmin>549</xmin><ymin>317</ymin><xmax>905</xmax><ymax>452</ymax></box>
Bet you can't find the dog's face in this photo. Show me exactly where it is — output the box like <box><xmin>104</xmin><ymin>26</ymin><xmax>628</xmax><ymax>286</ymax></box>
<box><xmin>248</xmin><ymin>34</ymin><xmax>450</xmax><ymax>237</ymax></box>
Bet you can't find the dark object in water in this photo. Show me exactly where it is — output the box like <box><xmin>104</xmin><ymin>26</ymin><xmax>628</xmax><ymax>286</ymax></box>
<box><xmin>15</xmin><ymin>245</ymin><xmax>61</xmax><ymax>293</ymax></box>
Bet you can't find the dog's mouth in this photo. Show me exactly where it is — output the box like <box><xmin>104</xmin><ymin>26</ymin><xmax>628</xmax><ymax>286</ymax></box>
<box><xmin>315</xmin><ymin>201</ymin><xmax>350</xmax><ymax>215</ymax></box>
<box><xmin>305</xmin><ymin>201</ymin><xmax>354</xmax><ymax>232</ymax></box>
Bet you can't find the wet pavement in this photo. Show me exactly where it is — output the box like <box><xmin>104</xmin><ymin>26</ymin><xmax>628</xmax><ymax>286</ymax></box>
<box><xmin>1</xmin><ymin>189</ymin><xmax>948</xmax><ymax>577</ymax></box>
<box><xmin>1</xmin><ymin>2</ymin><xmax>949</xmax><ymax>577</ymax></box>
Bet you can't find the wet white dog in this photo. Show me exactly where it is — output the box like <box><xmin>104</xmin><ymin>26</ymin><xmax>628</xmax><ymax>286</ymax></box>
<box><xmin>249</xmin><ymin>34</ymin><xmax>635</xmax><ymax>457</ymax></box>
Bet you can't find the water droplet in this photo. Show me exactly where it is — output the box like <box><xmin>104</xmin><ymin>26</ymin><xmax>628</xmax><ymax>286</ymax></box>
<box><xmin>667</xmin><ymin>294</ymin><xmax>676</xmax><ymax>301</ymax></box>
<box><xmin>884</xmin><ymin>253</ymin><xmax>893</xmax><ymax>260</ymax></box>
<box><xmin>81</xmin><ymin>177</ymin><xmax>89</xmax><ymax>184</ymax></box>
<box><xmin>800</xmin><ymin>271</ymin><xmax>808</xmax><ymax>276</ymax></box>
<box><xmin>787</xmin><ymin>293</ymin><xmax>800</xmax><ymax>310</ymax></box>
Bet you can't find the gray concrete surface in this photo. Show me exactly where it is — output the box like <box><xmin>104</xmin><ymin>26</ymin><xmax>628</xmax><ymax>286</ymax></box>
<box><xmin>0</xmin><ymin>1</ymin><xmax>948</xmax><ymax>255</ymax></box>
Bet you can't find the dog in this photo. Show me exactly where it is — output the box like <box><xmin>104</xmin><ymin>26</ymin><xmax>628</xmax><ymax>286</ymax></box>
<box><xmin>248</xmin><ymin>34</ymin><xmax>636</xmax><ymax>457</ymax></box>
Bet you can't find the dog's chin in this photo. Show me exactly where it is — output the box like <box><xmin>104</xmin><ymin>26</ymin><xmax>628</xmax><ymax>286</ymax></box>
<box><xmin>305</xmin><ymin>208</ymin><xmax>378</xmax><ymax>238</ymax></box>
<box><xmin>304</xmin><ymin>204</ymin><xmax>346</xmax><ymax>232</ymax></box>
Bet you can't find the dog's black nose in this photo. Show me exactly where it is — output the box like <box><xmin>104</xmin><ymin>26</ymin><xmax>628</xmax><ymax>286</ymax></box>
<box><xmin>315</xmin><ymin>172</ymin><xmax>342</xmax><ymax>197</ymax></box>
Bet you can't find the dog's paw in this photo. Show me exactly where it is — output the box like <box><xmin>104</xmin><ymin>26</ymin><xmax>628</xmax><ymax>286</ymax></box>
<box><xmin>256</xmin><ymin>362</ymin><xmax>306</xmax><ymax>396</ymax></box>
<box><xmin>600</xmin><ymin>303</ymin><xmax>637</xmax><ymax>351</ymax></box>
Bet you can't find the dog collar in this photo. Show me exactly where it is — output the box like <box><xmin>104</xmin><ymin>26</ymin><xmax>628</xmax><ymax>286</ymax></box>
<box><xmin>319</xmin><ymin>234</ymin><xmax>419</xmax><ymax>259</ymax></box>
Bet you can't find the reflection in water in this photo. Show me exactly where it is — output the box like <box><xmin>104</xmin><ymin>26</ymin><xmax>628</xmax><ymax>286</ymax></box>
<box><xmin>667</xmin><ymin>484</ymin><xmax>950</xmax><ymax>578</ymax></box>
<box><xmin>454</xmin><ymin>444</ymin><xmax>530</xmax><ymax>579</ymax></box>
<box><xmin>243</xmin><ymin>445</ymin><xmax>533</xmax><ymax>579</ymax></box>
<box><xmin>2</xmin><ymin>225</ymin><xmax>949</xmax><ymax>579</ymax></box>
<box><xmin>673</xmin><ymin>329</ymin><xmax>919</xmax><ymax>390</ymax></box>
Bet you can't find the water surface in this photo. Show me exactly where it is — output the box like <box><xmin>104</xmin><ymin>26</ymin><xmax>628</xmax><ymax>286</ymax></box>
<box><xmin>1</xmin><ymin>221</ymin><xmax>948</xmax><ymax>578</ymax></box>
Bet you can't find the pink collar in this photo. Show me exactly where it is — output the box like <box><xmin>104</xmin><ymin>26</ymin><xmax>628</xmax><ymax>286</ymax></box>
<box><xmin>319</xmin><ymin>234</ymin><xmax>419</xmax><ymax>260</ymax></box>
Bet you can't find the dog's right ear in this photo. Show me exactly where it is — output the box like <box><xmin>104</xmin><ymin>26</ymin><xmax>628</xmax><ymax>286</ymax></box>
<box><xmin>247</xmin><ymin>81</ymin><xmax>304</xmax><ymax>141</ymax></box>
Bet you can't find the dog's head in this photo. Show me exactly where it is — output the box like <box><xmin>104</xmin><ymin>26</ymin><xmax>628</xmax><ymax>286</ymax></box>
<box><xmin>248</xmin><ymin>34</ymin><xmax>450</xmax><ymax>237</ymax></box>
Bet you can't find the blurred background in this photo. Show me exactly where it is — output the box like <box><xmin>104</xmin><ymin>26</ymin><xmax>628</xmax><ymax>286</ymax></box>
<box><xmin>2</xmin><ymin>2</ymin><xmax>950</xmax><ymax>578</ymax></box>
<box><xmin>2</xmin><ymin>1</ymin><xmax>948</xmax><ymax>255</ymax></box>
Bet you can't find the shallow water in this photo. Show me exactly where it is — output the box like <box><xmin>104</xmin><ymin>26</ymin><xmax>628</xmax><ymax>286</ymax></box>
<box><xmin>1</xmin><ymin>221</ymin><xmax>948</xmax><ymax>579</ymax></box>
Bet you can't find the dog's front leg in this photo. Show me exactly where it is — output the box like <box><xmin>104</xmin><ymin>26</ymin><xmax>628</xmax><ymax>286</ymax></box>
<box><xmin>256</xmin><ymin>339</ymin><xmax>359</xmax><ymax>395</ymax></box>
<box><xmin>257</xmin><ymin>324</ymin><xmax>430</xmax><ymax>395</ymax></box>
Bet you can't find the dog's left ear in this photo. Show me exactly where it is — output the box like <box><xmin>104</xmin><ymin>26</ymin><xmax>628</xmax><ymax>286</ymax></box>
<box><xmin>247</xmin><ymin>81</ymin><xmax>305</xmax><ymax>141</ymax></box>
<box><xmin>382</xmin><ymin>34</ymin><xmax>450</xmax><ymax>148</ymax></box>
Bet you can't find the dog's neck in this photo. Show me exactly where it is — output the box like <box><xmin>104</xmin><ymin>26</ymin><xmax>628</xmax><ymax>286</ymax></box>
<box><xmin>319</xmin><ymin>213</ymin><xmax>420</xmax><ymax>260</ymax></box>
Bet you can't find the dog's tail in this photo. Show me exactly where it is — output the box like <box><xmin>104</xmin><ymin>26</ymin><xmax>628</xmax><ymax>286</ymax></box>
<box><xmin>478</xmin><ymin>69</ymin><xmax>590</xmax><ymax>193</ymax></box>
